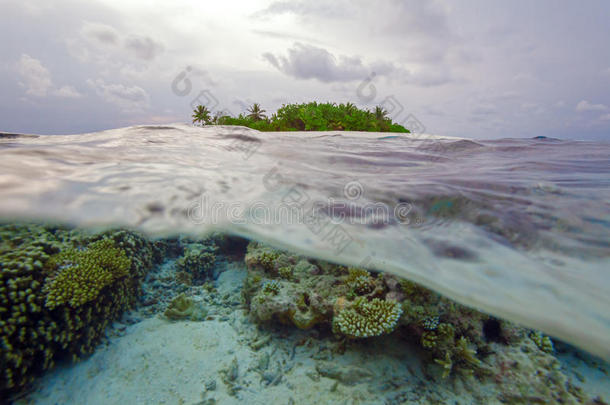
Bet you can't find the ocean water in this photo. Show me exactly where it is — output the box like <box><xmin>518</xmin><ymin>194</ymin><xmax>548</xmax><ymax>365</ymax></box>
<box><xmin>0</xmin><ymin>123</ymin><xmax>608</xmax><ymax>365</ymax></box>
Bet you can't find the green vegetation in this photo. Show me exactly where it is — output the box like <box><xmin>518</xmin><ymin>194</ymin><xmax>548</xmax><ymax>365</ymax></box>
<box><xmin>192</xmin><ymin>102</ymin><xmax>410</xmax><ymax>133</ymax></box>
<box><xmin>192</xmin><ymin>105</ymin><xmax>212</xmax><ymax>125</ymax></box>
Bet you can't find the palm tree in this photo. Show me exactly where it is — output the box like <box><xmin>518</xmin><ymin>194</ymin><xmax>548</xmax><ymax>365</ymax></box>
<box><xmin>192</xmin><ymin>105</ymin><xmax>211</xmax><ymax>126</ymax></box>
<box><xmin>343</xmin><ymin>102</ymin><xmax>357</xmax><ymax>114</ymax></box>
<box><xmin>374</xmin><ymin>106</ymin><xmax>389</xmax><ymax>121</ymax></box>
<box><xmin>246</xmin><ymin>103</ymin><xmax>267</xmax><ymax>121</ymax></box>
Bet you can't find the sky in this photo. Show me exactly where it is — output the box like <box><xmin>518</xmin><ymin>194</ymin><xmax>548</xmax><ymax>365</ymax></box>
<box><xmin>1</xmin><ymin>0</ymin><xmax>610</xmax><ymax>140</ymax></box>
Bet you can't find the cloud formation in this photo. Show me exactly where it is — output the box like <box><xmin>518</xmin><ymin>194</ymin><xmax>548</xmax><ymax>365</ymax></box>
<box><xmin>87</xmin><ymin>79</ymin><xmax>149</xmax><ymax>111</ymax></box>
<box><xmin>71</xmin><ymin>22</ymin><xmax>164</xmax><ymax>63</ymax></box>
<box><xmin>575</xmin><ymin>100</ymin><xmax>608</xmax><ymax>112</ymax></box>
<box><xmin>263</xmin><ymin>43</ymin><xmax>406</xmax><ymax>83</ymax></box>
<box><xmin>16</xmin><ymin>54</ymin><xmax>82</xmax><ymax>98</ymax></box>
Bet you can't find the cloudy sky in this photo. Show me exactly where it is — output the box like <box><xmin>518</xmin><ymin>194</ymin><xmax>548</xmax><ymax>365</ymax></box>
<box><xmin>1</xmin><ymin>0</ymin><xmax>609</xmax><ymax>140</ymax></box>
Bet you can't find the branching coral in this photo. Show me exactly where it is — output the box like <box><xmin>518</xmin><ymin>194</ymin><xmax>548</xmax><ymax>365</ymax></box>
<box><xmin>278</xmin><ymin>266</ymin><xmax>293</xmax><ymax>280</ymax></box>
<box><xmin>333</xmin><ymin>297</ymin><xmax>402</xmax><ymax>338</ymax></box>
<box><xmin>44</xmin><ymin>239</ymin><xmax>131</xmax><ymax>309</ymax></box>
<box><xmin>261</xmin><ymin>280</ymin><xmax>281</xmax><ymax>295</ymax></box>
<box><xmin>0</xmin><ymin>224</ymin><xmax>156</xmax><ymax>395</ymax></box>
<box><xmin>530</xmin><ymin>331</ymin><xmax>554</xmax><ymax>353</ymax></box>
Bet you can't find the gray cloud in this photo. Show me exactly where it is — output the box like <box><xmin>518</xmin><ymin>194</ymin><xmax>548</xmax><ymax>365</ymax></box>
<box><xmin>77</xmin><ymin>21</ymin><xmax>164</xmax><ymax>62</ymax></box>
<box><xmin>87</xmin><ymin>79</ymin><xmax>149</xmax><ymax>111</ymax></box>
<box><xmin>124</xmin><ymin>36</ymin><xmax>164</xmax><ymax>61</ymax></box>
<box><xmin>263</xmin><ymin>43</ymin><xmax>406</xmax><ymax>83</ymax></box>
<box><xmin>82</xmin><ymin>22</ymin><xmax>119</xmax><ymax>45</ymax></box>
<box><xmin>263</xmin><ymin>43</ymin><xmax>367</xmax><ymax>82</ymax></box>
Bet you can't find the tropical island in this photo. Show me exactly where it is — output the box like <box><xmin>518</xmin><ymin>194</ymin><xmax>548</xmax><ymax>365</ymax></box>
<box><xmin>192</xmin><ymin>101</ymin><xmax>410</xmax><ymax>133</ymax></box>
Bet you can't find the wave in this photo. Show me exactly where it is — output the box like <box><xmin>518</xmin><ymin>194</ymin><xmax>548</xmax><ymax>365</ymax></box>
<box><xmin>1</xmin><ymin>123</ymin><xmax>608</xmax><ymax>359</ymax></box>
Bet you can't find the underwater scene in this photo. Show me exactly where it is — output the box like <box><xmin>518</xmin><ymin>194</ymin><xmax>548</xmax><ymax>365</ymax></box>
<box><xmin>0</xmin><ymin>125</ymin><xmax>608</xmax><ymax>404</ymax></box>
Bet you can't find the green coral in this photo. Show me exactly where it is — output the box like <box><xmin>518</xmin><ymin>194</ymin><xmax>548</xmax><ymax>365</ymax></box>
<box><xmin>278</xmin><ymin>266</ymin><xmax>292</xmax><ymax>280</ymax></box>
<box><xmin>0</xmin><ymin>224</ymin><xmax>156</xmax><ymax>395</ymax></box>
<box><xmin>344</xmin><ymin>268</ymin><xmax>379</xmax><ymax>297</ymax></box>
<box><xmin>333</xmin><ymin>297</ymin><xmax>402</xmax><ymax>338</ymax></box>
<box><xmin>261</xmin><ymin>280</ymin><xmax>281</xmax><ymax>295</ymax></box>
<box><xmin>455</xmin><ymin>336</ymin><xmax>481</xmax><ymax>368</ymax></box>
<box><xmin>434</xmin><ymin>352</ymin><xmax>453</xmax><ymax>379</ymax></box>
<box><xmin>258</xmin><ymin>252</ymin><xmax>279</xmax><ymax>272</ymax></box>
<box><xmin>44</xmin><ymin>239</ymin><xmax>131</xmax><ymax>309</ymax></box>
<box><xmin>530</xmin><ymin>331</ymin><xmax>554</xmax><ymax>353</ymax></box>
<box><xmin>244</xmin><ymin>242</ymin><xmax>292</xmax><ymax>275</ymax></box>
<box><xmin>163</xmin><ymin>293</ymin><xmax>207</xmax><ymax>321</ymax></box>
<box><xmin>175</xmin><ymin>242</ymin><xmax>216</xmax><ymax>283</ymax></box>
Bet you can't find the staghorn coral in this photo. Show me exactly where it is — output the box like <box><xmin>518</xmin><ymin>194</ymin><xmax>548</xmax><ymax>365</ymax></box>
<box><xmin>333</xmin><ymin>297</ymin><xmax>402</xmax><ymax>338</ymax></box>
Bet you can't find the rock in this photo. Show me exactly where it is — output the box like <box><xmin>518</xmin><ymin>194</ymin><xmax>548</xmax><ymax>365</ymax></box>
<box><xmin>315</xmin><ymin>361</ymin><xmax>373</xmax><ymax>385</ymax></box>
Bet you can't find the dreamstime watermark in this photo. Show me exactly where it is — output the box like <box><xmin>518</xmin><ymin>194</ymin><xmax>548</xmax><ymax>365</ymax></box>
<box><xmin>170</xmin><ymin>66</ymin><xmax>426</xmax><ymax>261</ymax></box>
<box><xmin>171</xmin><ymin>66</ymin><xmax>231</xmax><ymax>117</ymax></box>
<box><xmin>187</xmin><ymin>176</ymin><xmax>417</xmax><ymax>254</ymax></box>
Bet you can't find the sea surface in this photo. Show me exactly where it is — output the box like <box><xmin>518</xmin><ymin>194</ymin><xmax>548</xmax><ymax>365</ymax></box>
<box><xmin>0</xmin><ymin>124</ymin><xmax>608</xmax><ymax>360</ymax></box>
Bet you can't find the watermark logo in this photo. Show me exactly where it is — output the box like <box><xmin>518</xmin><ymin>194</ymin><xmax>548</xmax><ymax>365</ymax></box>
<box><xmin>190</xmin><ymin>89</ymin><xmax>219</xmax><ymax>111</ymax></box>
<box><xmin>171</xmin><ymin>66</ymin><xmax>193</xmax><ymax>97</ymax></box>
<box><xmin>356</xmin><ymin>72</ymin><xmax>377</xmax><ymax>103</ymax></box>
<box><xmin>344</xmin><ymin>181</ymin><xmax>364</xmax><ymax>200</ymax></box>
<box><xmin>379</xmin><ymin>95</ymin><xmax>404</xmax><ymax>122</ymax></box>
<box><xmin>402</xmin><ymin>114</ymin><xmax>426</xmax><ymax>135</ymax></box>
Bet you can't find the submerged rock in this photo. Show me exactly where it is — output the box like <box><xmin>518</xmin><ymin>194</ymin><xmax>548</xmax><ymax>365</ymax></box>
<box><xmin>163</xmin><ymin>293</ymin><xmax>208</xmax><ymax>321</ymax></box>
<box><xmin>315</xmin><ymin>361</ymin><xmax>373</xmax><ymax>385</ymax></box>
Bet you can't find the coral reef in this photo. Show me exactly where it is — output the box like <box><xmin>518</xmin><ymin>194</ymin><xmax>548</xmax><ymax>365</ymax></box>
<box><xmin>175</xmin><ymin>241</ymin><xmax>217</xmax><ymax>284</ymax></box>
<box><xmin>530</xmin><ymin>330</ymin><xmax>554</xmax><ymax>353</ymax></box>
<box><xmin>333</xmin><ymin>297</ymin><xmax>402</xmax><ymax>338</ymax></box>
<box><xmin>241</xmin><ymin>241</ymin><xmax>599</xmax><ymax>404</ymax></box>
<box><xmin>261</xmin><ymin>280</ymin><xmax>281</xmax><ymax>295</ymax></box>
<box><xmin>0</xmin><ymin>223</ymin><xmax>158</xmax><ymax>395</ymax></box>
<box><xmin>44</xmin><ymin>239</ymin><xmax>132</xmax><ymax>308</ymax></box>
